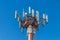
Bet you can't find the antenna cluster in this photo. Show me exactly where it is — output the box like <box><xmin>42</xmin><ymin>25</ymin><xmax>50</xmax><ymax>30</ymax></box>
<box><xmin>15</xmin><ymin>7</ymin><xmax>48</xmax><ymax>31</ymax></box>
<box><xmin>15</xmin><ymin>6</ymin><xmax>48</xmax><ymax>40</ymax></box>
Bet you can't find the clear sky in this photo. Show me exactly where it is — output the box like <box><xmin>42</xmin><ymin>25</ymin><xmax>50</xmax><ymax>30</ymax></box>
<box><xmin>0</xmin><ymin>0</ymin><xmax>60</xmax><ymax>40</ymax></box>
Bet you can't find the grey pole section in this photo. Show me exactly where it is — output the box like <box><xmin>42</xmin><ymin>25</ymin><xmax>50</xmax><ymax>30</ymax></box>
<box><xmin>27</xmin><ymin>25</ymin><xmax>33</xmax><ymax>40</ymax></box>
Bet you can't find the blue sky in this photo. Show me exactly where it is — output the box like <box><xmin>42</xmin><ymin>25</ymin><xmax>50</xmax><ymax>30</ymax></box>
<box><xmin>0</xmin><ymin>0</ymin><xmax>60</xmax><ymax>40</ymax></box>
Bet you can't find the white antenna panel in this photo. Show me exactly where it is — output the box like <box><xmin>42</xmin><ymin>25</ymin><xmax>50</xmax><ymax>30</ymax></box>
<box><xmin>46</xmin><ymin>14</ymin><xmax>48</xmax><ymax>23</ymax></box>
<box><xmin>15</xmin><ymin>10</ymin><xmax>18</xmax><ymax>19</ymax></box>
<box><xmin>43</xmin><ymin>14</ymin><xmax>45</xmax><ymax>19</ymax></box>
<box><xmin>29</xmin><ymin>6</ymin><xmax>31</xmax><ymax>14</ymax></box>
<box><xmin>36</xmin><ymin>11</ymin><xmax>39</xmax><ymax>24</ymax></box>
<box><xmin>18</xmin><ymin>17</ymin><xmax>20</xmax><ymax>22</ymax></box>
<box><xmin>32</xmin><ymin>9</ymin><xmax>34</xmax><ymax>17</ymax></box>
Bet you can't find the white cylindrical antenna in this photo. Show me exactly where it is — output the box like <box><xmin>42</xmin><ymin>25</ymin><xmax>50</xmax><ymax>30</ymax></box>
<box><xmin>18</xmin><ymin>17</ymin><xmax>20</xmax><ymax>22</ymax></box>
<box><xmin>29</xmin><ymin>6</ymin><xmax>31</xmax><ymax>14</ymax></box>
<box><xmin>15</xmin><ymin>10</ymin><xmax>18</xmax><ymax>19</ymax></box>
<box><xmin>46</xmin><ymin>14</ymin><xmax>48</xmax><ymax>23</ymax></box>
<box><xmin>36</xmin><ymin>11</ymin><xmax>39</xmax><ymax>24</ymax></box>
<box><xmin>32</xmin><ymin>9</ymin><xmax>34</xmax><ymax>17</ymax></box>
<box><xmin>42</xmin><ymin>13</ymin><xmax>46</xmax><ymax>25</ymax></box>
<box><xmin>43</xmin><ymin>13</ymin><xmax>45</xmax><ymax>19</ymax></box>
<box><xmin>23</xmin><ymin>9</ymin><xmax>25</xmax><ymax>17</ymax></box>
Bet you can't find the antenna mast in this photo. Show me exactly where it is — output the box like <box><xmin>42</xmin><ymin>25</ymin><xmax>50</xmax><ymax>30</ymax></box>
<box><xmin>15</xmin><ymin>6</ymin><xmax>48</xmax><ymax>40</ymax></box>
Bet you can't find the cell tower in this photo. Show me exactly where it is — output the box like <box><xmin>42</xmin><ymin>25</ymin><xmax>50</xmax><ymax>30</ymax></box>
<box><xmin>15</xmin><ymin>6</ymin><xmax>48</xmax><ymax>40</ymax></box>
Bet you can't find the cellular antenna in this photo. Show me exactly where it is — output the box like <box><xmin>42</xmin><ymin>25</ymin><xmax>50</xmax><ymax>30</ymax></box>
<box><xmin>15</xmin><ymin>10</ymin><xmax>18</xmax><ymax>19</ymax></box>
<box><xmin>36</xmin><ymin>10</ymin><xmax>39</xmax><ymax>24</ymax></box>
<box><xmin>32</xmin><ymin>9</ymin><xmax>34</xmax><ymax>17</ymax></box>
<box><xmin>46</xmin><ymin>14</ymin><xmax>48</xmax><ymax>24</ymax></box>
<box><xmin>29</xmin><ymin>6</ymin><xmax>31</xmax><ymax>14</ymax></box>
<box><xmin>15</xmin><ymin>6</ymin><xmax>48</xmax><ymax>40</ymax></box>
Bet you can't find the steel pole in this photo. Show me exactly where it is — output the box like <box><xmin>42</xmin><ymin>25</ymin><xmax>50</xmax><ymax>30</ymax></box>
<box><xmin>28</xmin><ymin>33</ymin><xmax>33</xmax><ymax>40</ymax></box>
<box><xmin>27</xmin><ymin>25</ymin><xmax>33</xmax><ymax>40</ymax></box>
